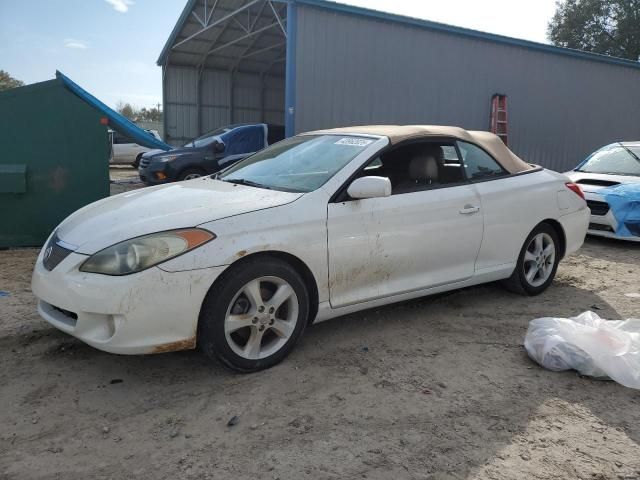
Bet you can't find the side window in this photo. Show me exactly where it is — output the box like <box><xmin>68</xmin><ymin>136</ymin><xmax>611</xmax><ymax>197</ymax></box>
<box><xmin>457</xmin><ymin>141</ymin><xmax>507</xmax><ymax>180</ymax></box>
<box><xmin>355</xmin><ymin>141</ymin><xmax>466</xmax><ymax>196</ymax></box>
<box><xmin>442</xmin><ymin>146</ymin><xmax>461</xmax><ymax>165</ymax></box>
<box><xmin>364</xmin><ymin>157</ymin><xmax>382</xmax><ymax>172</ymax></box>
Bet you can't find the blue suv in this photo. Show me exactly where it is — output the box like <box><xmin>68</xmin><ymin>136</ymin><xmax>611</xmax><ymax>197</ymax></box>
<box><xmin>138</xmin><ymin>123</ymin><xmax>284</xmax><ymax>185</ymax></box>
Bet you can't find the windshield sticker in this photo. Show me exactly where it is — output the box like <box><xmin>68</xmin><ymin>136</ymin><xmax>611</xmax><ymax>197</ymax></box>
<box><xmin>335</xmin><ymin>138</ymin><xmax>374</xmax><ymax>147</ymax></box>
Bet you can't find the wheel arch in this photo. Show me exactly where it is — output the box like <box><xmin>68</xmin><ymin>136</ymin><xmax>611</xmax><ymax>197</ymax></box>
<box><xmin>200</xmin><ymin>250</ymin><xmax>319</xmax><ymax>327</ymax></box>
<box><xmin>178</xmin><ymin>165</ymin><xmax>207</xmax><ymax>179</ymax></box>
<box><xmin>540</xmin><ymin>219</ymin><xmax>567</xmax><ymax>259</ymax></box>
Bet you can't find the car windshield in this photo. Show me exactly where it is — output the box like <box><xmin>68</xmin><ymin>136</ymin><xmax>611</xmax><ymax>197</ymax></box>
<box><xmin>576</xmin><ymin>144</ymin><xmax>640</xmax><ymax>176</ymax></box>
<box><xmin>184</xmin><ymin>127</ymin><xmax>231</xmax><ymax>148</ymax></box>
<box><xmin>219</xmin><ymin>135</ymin><xmax>375</xmax><ymax>193</ymax></box>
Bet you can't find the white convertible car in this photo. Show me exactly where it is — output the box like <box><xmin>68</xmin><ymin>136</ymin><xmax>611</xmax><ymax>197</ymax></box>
<box><xmin>32</xmin><ymin>126</ymin><xmax>589</xmax><ymax>371</ymax></box>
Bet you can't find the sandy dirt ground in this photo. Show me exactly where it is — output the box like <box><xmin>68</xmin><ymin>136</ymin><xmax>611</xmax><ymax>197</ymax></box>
<box><xmin>109</xmin><ymin>166</ymin><xmax>144</xmax><ymax>195</ymax></box>
<box><xmin>1</xmin><ymin>229</ymin><xmax>639</xmax><ymax>479</ymax></box>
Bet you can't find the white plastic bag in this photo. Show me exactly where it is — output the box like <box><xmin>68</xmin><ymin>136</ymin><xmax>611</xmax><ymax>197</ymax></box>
<box><xmin>524</xmin><ymin>311</ymin><xmax>640</xmax><ymax>389</ymax></box>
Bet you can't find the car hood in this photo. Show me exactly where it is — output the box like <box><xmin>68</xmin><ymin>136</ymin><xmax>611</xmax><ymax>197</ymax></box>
<box><xmin>142</xmin><ymin>148</ymin><xmax>171</xmax><ymax>158</ymax></box>
<box><xmin>57</xmin><ymin>178</ymin><xmax>303</xmax><ymax>254</ymax></box>
<box><xmin>565</xmin><ymin>171</ymin><xmax>640</xmax><ymax>193</ymax></box>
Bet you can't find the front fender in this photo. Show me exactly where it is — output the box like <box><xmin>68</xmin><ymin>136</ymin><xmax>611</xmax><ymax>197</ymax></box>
<box><xmin>158</xmin><ymin>191</ymin><xmax>331</xmax><ymax>303</ymax></box>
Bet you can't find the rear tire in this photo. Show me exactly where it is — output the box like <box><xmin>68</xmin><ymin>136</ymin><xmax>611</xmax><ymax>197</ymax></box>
<box><xmin>199</xmin><ymin>256</ymin><xmax>309</xmax><ymax>372</ymax></box>
<box><xmin>178</xmin><ymin>168</ymin><xmax>206</xmax><ymax>181</ymax></box>
<box><xmin>501</xmin><ymin>223</ymin><xmax>560</xmax><ymax>296</ymax></box>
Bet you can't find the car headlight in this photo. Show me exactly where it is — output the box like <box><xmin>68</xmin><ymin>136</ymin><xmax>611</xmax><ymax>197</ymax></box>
<box><xmin>80</xmin><ymin>229</ymin><xmax>215</xmax><ymax>275</ymax></box>
<box><xmin>156</xmin><ymin>154</ymin><xmax>179</xmax><ymax>162</ymax></box>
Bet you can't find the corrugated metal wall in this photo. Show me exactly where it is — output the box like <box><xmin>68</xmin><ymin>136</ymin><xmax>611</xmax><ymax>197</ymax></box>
<box><xmin>294</xmin><ymin>5</ymin><xmax>640</xmax><ymax>171</ymax></box>
<box><xmin>164</xmin><ymin>66</ymin><xmax>284</xmax><ymax>145</ymax></box>
<box><xmin>164</xmin><ymin>66</ymin><xmax>198</xmax><ymax>144</ymax></box>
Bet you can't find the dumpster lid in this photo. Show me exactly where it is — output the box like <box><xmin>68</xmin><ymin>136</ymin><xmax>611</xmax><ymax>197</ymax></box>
<box><xmin>56</xmin><ymin>70</ymin><xmax>171</xmax><ymax>151</ymax></box>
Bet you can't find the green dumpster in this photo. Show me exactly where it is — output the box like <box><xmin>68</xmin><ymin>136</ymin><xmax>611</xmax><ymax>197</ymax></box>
<box><xmin>0</xmin><ymin>78</ymin><xmax>110</xmax><ymax>248</ymax></box>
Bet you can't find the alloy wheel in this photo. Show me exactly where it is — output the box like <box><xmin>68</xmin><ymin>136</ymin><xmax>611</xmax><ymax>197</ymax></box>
<box><xmin>523</xmin><ymin>232</ymin><xmax>556</xmax><ymax>287</ymax></box>
<box><xmin>224</xmin><ymin>276</ymin><xmax>299</xmax><ymax>360</ymax></box>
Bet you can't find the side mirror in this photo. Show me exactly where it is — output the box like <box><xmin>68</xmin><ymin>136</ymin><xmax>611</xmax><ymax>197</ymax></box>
<box><xmin>213</xmin><ymin>141</ymin><xmax>225</xmax><ymax>154</ymax></box>
<box><xmin>347</xmin><ymin>176</ymin><xmax>392</xmax><ymax>200</ymax></box>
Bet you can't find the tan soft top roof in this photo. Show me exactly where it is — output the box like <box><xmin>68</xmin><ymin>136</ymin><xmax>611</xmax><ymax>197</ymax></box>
<box><xmin>305</xmin><ymin>125</ymin><xmax>533</xmax><ymax>174</ymax></box>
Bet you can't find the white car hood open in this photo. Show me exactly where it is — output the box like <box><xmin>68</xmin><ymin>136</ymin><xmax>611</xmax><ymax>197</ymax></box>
<box><xmin>57</xmin><ymin>178</ymin><xmax>302</xmax><ymax>254</ymax></box>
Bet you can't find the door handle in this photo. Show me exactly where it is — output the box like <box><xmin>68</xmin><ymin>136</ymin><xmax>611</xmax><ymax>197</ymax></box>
<box><xmin>459</xmin><ymin>205</ymin><xmax>480</xmax><ymax>215</ymax></box>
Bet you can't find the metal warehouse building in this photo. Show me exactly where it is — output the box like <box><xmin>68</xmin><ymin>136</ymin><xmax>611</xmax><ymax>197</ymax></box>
<box><xmin>158</xmin><ymin>0</ymin><xmax>640</xmax><ymax>171</ymax></box>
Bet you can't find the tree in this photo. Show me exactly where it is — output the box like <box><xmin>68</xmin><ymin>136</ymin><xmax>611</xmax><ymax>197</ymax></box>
<box><xmin>548</xmin><ymin>0</ymin><xmax>640</xmax><ymax>61</ymax></box>
<box><xmin>116</xmin><ymin>101</ymin><xmax>135</xmax><ymax>120</ymax></box>
<box><xmin>0</xmin><ymin>70</ymin><xmax>25</xmax><ymax>91</ymax></box>
<box><xmin>137</xmin><ymin>106</ymin><xmax>162</xmax><ymax>122</ymax></box>
<box><xmin>115</xmin><ymin>101</ymin><xmax>162</xmax><ymax>122</ymax></box>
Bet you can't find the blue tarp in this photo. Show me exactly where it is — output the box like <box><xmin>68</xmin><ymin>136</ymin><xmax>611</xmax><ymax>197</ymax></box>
<box><xmin>56</xmin><ymin>71</ymin><xmax>171</xmax><ymax>151</ymax></box>
<box><xmin>220</xmin><ymin>124</ymin><xmax>266</xmax><ymax>155</ymax></box>
<box><xmin>600</xmin><ymin>184</ymin><xmax>640</xmax><ymax>238</ymax></box>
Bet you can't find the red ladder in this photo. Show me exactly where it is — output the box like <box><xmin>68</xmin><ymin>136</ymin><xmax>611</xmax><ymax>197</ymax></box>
<box><xmin>490</xmin><ymin>94</ymin><xmax>508</xmax><ymax>145</ymax></box>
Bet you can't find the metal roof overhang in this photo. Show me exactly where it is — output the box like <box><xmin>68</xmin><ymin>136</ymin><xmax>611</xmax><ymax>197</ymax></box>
<box><xmin>160</xmin><ymin>0</ymin><xmax>640</xmax><ymax>72</ymax></box>
<box><xmin>158</xmin><ymin>0</ymin><xmax>288</xmax><ymax>76</ymax></box>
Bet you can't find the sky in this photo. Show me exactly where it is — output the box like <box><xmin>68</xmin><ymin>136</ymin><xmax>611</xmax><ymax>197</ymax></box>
<box><xmin>0</xmin><ymin>0</ymin><xmax>557</xmax><ymax>109</ymax></box>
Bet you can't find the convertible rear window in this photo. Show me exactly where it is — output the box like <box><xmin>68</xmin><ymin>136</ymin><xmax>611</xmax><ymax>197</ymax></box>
<box><xmin>457</xmin><ymin>141</ymin><xmax>508</xmax><ymax>180</ymax></box>
<box><xmin>219</xmin><ymin>135</ymin><xmax>374</xmax><ymax>192</ymax></box>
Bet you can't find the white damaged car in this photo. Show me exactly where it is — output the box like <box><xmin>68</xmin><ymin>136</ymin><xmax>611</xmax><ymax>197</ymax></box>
<box><xmin>566</xmin><ymin>142</ymin><xmax>640</xmax><ymax>242</ymax></box>
<box><xmin>32</xmin><ymin>126</ymin><xmax>589</xmax><ymax>371</ymax></box>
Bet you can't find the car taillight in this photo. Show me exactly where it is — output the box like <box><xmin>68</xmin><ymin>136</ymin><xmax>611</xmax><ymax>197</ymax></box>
<box><xmin>565</xmin><ymin>182</ymin><xmax>585</xmax><ymax>200</ymax></box>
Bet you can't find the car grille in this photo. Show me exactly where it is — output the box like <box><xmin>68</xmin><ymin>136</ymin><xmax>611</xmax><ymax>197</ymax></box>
<box><xmin>586</xmin><ymin>199</ymin><xmax>610</xmax><ymax>216</ymax></box>
<box><xmin>43</xmin><ymin>233</ymin><xmax>73</xmax><ymax>271</ymax></box>
<box><xmin>139</xmin><ymin>157</ymin><xmax>151</xmax><ymax>168</ymax></box>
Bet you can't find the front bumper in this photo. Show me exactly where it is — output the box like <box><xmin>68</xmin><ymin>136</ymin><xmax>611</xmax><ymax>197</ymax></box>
<box><xmin>31</xmin><ymin>249</ymin><xmax>227</xmax><ymax>355</ymax></box>
<box><xmin>138</xmin><ymin>163</ymin><xmax>171</xmax><ymax>185</ymax></box>
<box><xmin>584</xmin><ymin>193</ymin><xmax>640</xmax><ymax>242</ymax></box>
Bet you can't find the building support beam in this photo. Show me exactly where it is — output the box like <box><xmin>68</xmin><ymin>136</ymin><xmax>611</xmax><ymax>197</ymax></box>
<box><xmin>230</xmin><ymin>0</ymin><xmax>285</xmax><ymax>73</ymax></box>
<box><xmin>196</xmin><ymin>65</ymin><xmax>204</xmax><ymax>135</ymax></box>
<box><xmin>260</xmin><ymin>72</ymin><xmax>266</xmax><ymax>123</ymax></box>
<box><xmin>206</xmin><ymin>21</ymin><xmax>280</xmax><ymax>56</ymax></box>
<box><xmin>197</xmin><ymin>20</ymin><xmax>232</xmax><ymax>69</ymax></box>
<box><xmin>268</xmin><ymin>1</ymin><xmax>287</xmax><ymax>37</ymax></box>
<box><xmin>228</xmin><ymin>71</ymin><xmax>235</xmax><ymax>124</ymax></box>
<box><xmin>191</xmin><ymin>11</ymin><xmax>205</xmax><ymax>27</ymax></box>
<box><xmin>172</xmin><ymin>0</ymin><xmax>262</xmax><ymax>51</ymax></box>
<box><xmin>284</xmin><ymin>2</ymin><xmax>297</xmax><ymax>137</ymax></box>
<box><xmin>206</xmin><ymin>0</ymin><xmax>219</xmax><ymax>25</ymax></box>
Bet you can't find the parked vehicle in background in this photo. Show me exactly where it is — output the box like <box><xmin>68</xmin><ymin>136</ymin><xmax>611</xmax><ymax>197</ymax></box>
<box><xmin>566</xmin><ymin>142</ymin><xmax>640</xmax><ymax>242</ymax></box>
<box><xmin>32</xmin><ymin>125</ymin><xmax>589</xmax><ymax>372</ymax></box>
<box><xmin>109</xmin><ymin>129</ymin><xmax>162</xmax><ymax>166</ymax></box>
<box><xmin>138</xmin><ymin>123</ymin><xmax>285</xmax><ymax>184</ymax></box>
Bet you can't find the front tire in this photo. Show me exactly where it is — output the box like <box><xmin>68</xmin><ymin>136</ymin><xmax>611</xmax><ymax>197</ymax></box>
<box><xmin>501</xmin><ymin>223</ymin><xmax>560</xmax><ymax>296</ymax></box>
<box><xmin>199</xmin><ymin>256</ymin><xmax>309</xmax><ymax>372</ymax></box>
<box><xmin>178</xmin><ymin>168</ymin><xmax>206</xmax><ymax>181</ymax></box>
<box><xmin>131</xmin><ymin>153</ymin><xmax>143</xmax><ymax>169</ymax></box>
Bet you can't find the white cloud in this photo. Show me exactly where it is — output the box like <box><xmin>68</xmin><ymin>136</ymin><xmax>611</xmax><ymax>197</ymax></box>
<box><xmin>105</xmin><ymin>0</ymin><xmax>134</xmax><ymax>13</ymax></box>
<box><xmin>64</xmin><ymin>38</ymin><xmax>88</xmax><ymax>49</ymax></box>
